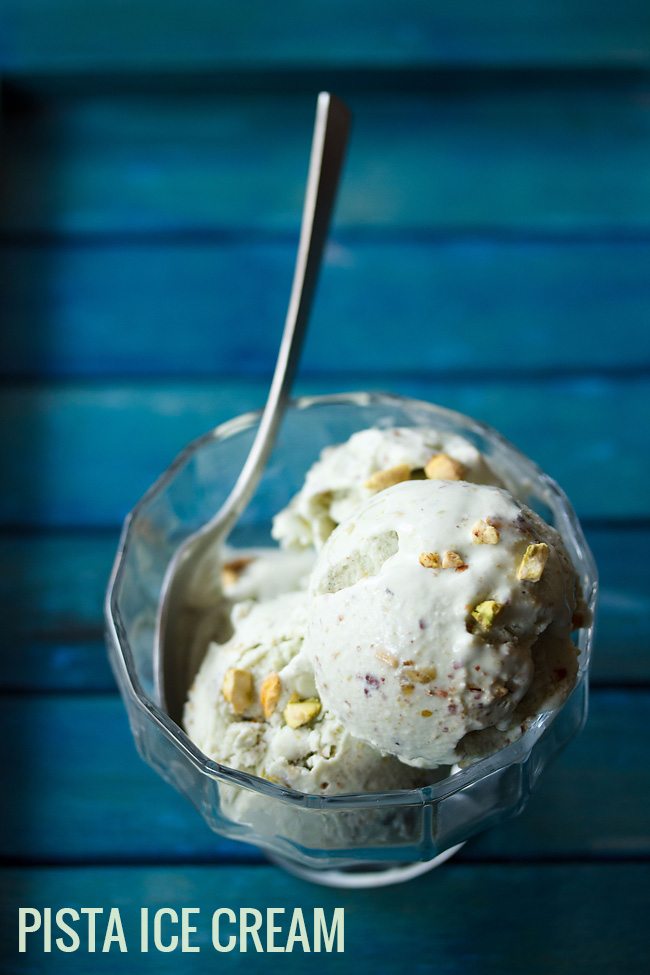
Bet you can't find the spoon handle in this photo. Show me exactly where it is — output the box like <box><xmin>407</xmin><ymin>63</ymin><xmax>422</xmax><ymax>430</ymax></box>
<box><xmin>216</xmin><ymin>92</ymin><xmax>351</xmax><ymax>535</ymax></box>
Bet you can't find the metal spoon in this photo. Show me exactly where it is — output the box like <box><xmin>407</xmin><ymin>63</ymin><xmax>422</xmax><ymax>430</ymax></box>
<box><xmin>155</xmin><ymin>92</ymin><xmax>351</xmax><ymax>723</ymax></box>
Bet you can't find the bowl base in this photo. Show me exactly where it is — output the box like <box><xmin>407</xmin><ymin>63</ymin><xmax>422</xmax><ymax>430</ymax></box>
<box><xmin>267</xmin><ymin>843</ymin><xmax>465</xmax><ymax>888</ymax></box>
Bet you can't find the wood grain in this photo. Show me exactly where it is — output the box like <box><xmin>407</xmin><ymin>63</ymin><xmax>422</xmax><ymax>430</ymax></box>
<box><xmin>1</xmin><ymin>864</ymin><xmax>649</xmax><ymax>974</ymax></box>
<box><xmin>4</xmin><ymin>1</ymin><xmax>649</xmax><ymax>74</ymax></box>
<box><xmin>0</xmin><ymin>376</ymin><xmax>646</xmax><ymax>526</ymax></box>
<box><xmin>0</xmin><ymin>691</ymin><xmax>646</xmax><ymax>864</ymax></box>
<box><xmin>4</xmin><ymin>85</ymin><xmax>650</xmax><ymax>234</ymax></box>
<box><xmin>3</xmin><ymin>238</ymin><xmax>649</xmax><ymax>378</ymax></box>
<box><xmin>0</xmin><ymin>527</ymin><xmax>645</xmax><ymax>692</ymax></box>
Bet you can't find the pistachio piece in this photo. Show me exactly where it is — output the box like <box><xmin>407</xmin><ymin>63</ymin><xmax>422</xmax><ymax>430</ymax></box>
<box><xmin>376</xmin><ymin>649</ymin><xmax>398</xmax><ymax>668</ymax></box>
<box><xmin>471</xmin><ymin>600</ymin><xmax>503</xmax><ymax>630</ymax></box>
<box><xmin>222</xmin><ymin>667</ymin><xmax>254</xmax><ymax>715</ymax></box>
<box><xmin>424</xmin><ymin>453</ymin><xmax>466</xmax><ymax>481</ymax></box>
<box><xmin>403</xmin><ymin>666</ymin><xmax>438</xmax><ymax>684</ymax></box>
<box><xmin>517</xmin><ymin>543</ymin><xmax>550</xmax><ymax>582</ymax></box>
<box><xmin>283</xmin><ymin>694</ymin><xmax>322</xmax><ymax>729</ymax></box>
<box><xmin>419</xmin><ymin>551</ymin><xmax>441</xmax><ymax>569</ymax></box>
<box><xmin>420</xmin><ymin>709</ymin><xmax>433</xmax><ymax>717</ymax></box>
<box><xmin>221</xmin><ymin>556</ymin><xmax>255</xmax><ymax>587</ymax></box>
<box><xmin>259</xmin><ymin>672</ymin><xmax>282</xmax><ymax>719</ymax></box>
<box><xmin>442</xmin><ymin>550</ymin><xmax>468</xmax><ymax>570</ymax></box>
<box><xmin>365</xmin><ymin>463</ymin><xmax>412</xmax><ymax>493</ymax></box>
<box><xmin>471</xmin><ymin>520</ymin><xmax>500</xmax><ymax>545</ymax></box>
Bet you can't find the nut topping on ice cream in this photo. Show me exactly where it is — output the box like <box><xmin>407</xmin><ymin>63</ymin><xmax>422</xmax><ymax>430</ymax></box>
<box><xmin>517</xmin><ymin>543</ymin><xmax>550</xmax><ymax>582</ymax></box>
<box><xmin>419</xmin><ymin>551</ymin><xmax>442</xmax><ymax>569</ymax></box>
<box><xmin>424</xmin><ymin>453</ymin><xmax>466</xmax><ymax>481</ymax></box>
<box><xmin>221</xmin><ymin>557</ymin><xmax>256</xmax><ymax>588</ymax></box>
<box><xmin>283</xmin><ymin>694</ymin><xmax>322</xmax><ymax>729</ymax></box>
<box><xmin>470</xmin><ymin>599</ymin><xmax>503</xmax><ymax>631</ymax></box>
<box><xmin>365</xmin><ymin>463</ymin><xmax>412</xmax><ymax>493</ymax></box>
<box><xmin>222</xmin><ymin>667</ymin><xmax>254</xmax><ymax>715</ymax></box>
<box><xmin>442</xmin><ymin>550</ymin><xmax>468</xmax><ymax>571</ymax></box>
<box><xmin>472</xmin><ymin>520</ymin><xmax>500</xmax><ymax>545</ymax></box>
<box><xmin>260</xmin><ymin>672</ymin><xmax>282</xmax><ymax>718</ymax></box>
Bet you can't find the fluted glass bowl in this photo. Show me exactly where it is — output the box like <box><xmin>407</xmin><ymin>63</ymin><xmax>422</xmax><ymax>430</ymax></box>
<box><xmin>105</xmin><ymin>392</ymin><xmax>597</xmax><ymax>887</ymax></box>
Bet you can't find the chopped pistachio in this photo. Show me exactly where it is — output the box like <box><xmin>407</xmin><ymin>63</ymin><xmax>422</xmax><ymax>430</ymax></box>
<box><xmin>471</xmin><ymin>600</ymin><xmax>503</xmax><ymax>630</ymax></box>
<box><xmin>376</xmin><ymin>649</ymin><xmax>398</xmax><ymax>668</ymax></box>
<box><xmin>283</xmin><ymin>694</ymin><xmax>322</xmax><ymax>729</ymax></box>
<box><xmin>517</xmin><ymin>543</ymin><xmax>550</xmax><ymax>582</ymax></box>
<box><xmin>222</xmin><ymin>667</ymin><xmax>254</xmax><ymax>715</ymax></box>
<box><xmin>403</xmin><ymin>666</ymin><xmax>438</xmax><ymax>684</ymax></box>
<box><xmin>442</xmin><ymin>550</ymin><xmax>468</xmax><ymax>570</ymax></box>
<box><xmin>471</xmin><ymin>520</ymin><xmax>500</xmax><ymax>545</ymax></box>
<box><xmin>221</xmin><ymin>556</ymin><xmax>255</xmax><ymax>587</ymax></box>
<box><xmin>419</xmin><ymin>551</ymin><xmax>441</xmax><ymax>569</ymax></box>
<box><xmin>420</xmin><ymin>709</ymin><xmax>433</xmax><ymax>717</ymax></box>
<box><xmin>259</xmin><ymin>672</ymin><xmax>282</xmax><ymax>719</ymax></box>
<box><xmin>424</xmin><ymin>453</ymin><xmax>466</xmax><ymax>481</ymax></box>
<box><xmin>365</xmin><ymin>463</ymin><xmax>412</xmax><ymax>492</ymax></box>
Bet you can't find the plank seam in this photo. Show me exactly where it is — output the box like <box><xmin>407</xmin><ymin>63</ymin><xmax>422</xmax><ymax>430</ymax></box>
<box><xmin>5</xmin><ymin>228</ymin><xmax>650</xmax><ymax>247</ymax></box>
<box><xmin>2</xmin><ymin>853</ymin><xmax>648</xmax><ymax>869</ymax></box>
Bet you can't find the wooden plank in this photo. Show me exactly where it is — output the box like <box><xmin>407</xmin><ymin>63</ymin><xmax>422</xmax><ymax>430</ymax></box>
<box><xmin>4</xmin><ymin>84</ymin><xmax>650</xmax><ymax>234</ymax></box>
<box><xmin>0</xmin><ymin>532</ymin><xmax>116</xmax><ymax>692</ymax></box>
<box><xmin>1</xmin><ymin>864</ymin><xmax>648</xmax><ymax>974</ymax></box>
<box><xmin>0</xmin><ymin>691</ymin><xmax>647</xmax><ymax>864</ymax></box>
<box><xmin>3</xmin><ymin>1</ymin><xmax>649</xmax><ymax>74</ymax></box>
<box><xmin>0</xmin><ymin>376</ymin><xmax>647</xmax><ymax>526</ymax></box>
<box><xmin>0</xmin><ymin>527</ymin><xmax>645</xmax><ymax>692</ymax></box>
<box><xmin>3</xmin><ymin>238</ymin><xmax>650</xmax><ymax>378</ymax></box>
<box><xmin>2</xmin><ymin>863</ymin><xmax>650</xmax><ymax>975</ymax></box>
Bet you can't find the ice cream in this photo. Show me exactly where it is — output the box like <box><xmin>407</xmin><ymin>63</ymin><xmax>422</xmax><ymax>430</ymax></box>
<box><xmin>184</xmin><ymin>591</ymin><xmax>432</xmax><ymax>794</ymax></box>
<box><xmin>457</xmin><ymin>625</ymin><xmax>579</xmax><ymax>763</ymax></box>
<box><xmin>272</xmin><ymin>426</ymin><xmax>502</xmax><ymax>551</ymax></box>
<box><xmin>304</xmin><ymin>478</ymin><xmax>581</xmax><ymax>768</ymax></box>
<box><xmin>183</xmin><ymin>424</ymin><xmax>584</xmax><ymax>796</ymax></box>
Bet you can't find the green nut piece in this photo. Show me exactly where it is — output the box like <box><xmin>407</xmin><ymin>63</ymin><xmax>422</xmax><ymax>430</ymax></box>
<box><xmin>517</xmin><ymin>543</ymin><xmax>550</xmax><ymax>582</ymax></box>
<box><xmin>471</xmin><ymin>599</ymin><xmax>503</xmax><ymax>630</ymax></box>
<box><xmin>283</xmin><ymin>695</ymin><xmax>322</xmax><ymax>729</ymax></box>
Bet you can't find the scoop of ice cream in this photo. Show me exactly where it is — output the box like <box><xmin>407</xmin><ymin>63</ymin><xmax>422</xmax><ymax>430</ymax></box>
<box><xmin>184</xmin><ymin>591</ymin><xmax>431</xmax><ymax>795</ymax></box>
<box><xmin>220</xmin><ymin>547</ymin><xmax>315</xmax><ymax>602</ymax></box>
<box><xmin>304</xmin><ymin>478</ymin><xmax>580</xmax><ymax>768</ymax></box>
<box><xmin>456</xmin><ymin>626</ymin><xmax>579</xmax><ymax>764</ymax></box>
<box><xmin>272</xmin><ymin>426</ymin><xmax>501</xmax><ymax>551</ymax></box>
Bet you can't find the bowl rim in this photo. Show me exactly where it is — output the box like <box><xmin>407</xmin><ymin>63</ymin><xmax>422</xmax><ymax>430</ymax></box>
<box><xmin>105</xmin><ymin>390</ymin><xmax>598</xmax><ymax>810</ymax></box>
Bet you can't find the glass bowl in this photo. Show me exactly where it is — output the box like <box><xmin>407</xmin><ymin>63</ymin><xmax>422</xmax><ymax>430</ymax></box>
<box><xmin>105</xmin><ymin>392</ymin><xmax>597</xmax><ymax>887</ymax></box>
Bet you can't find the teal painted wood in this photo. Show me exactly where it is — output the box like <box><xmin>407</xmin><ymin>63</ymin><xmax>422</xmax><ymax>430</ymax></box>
<box><xmin>3</xmin><ymin>2</ymin><xmax>649</xmax><ymax>74</ymax></box>
<box><xmin>2</xmin><ymin>864</ymin><xmax>648</xmax><ymax>974</ymax></box>
<box><xmin>0</xmin><ymin>376</ymin><xmax>647</xmax><ymax>526</ymax></box>
<box><xmin>5</xmin><ymin>85</ymin><xmax>650</xmax><ymax>234</ymax></box>
<box><xmin>3</xmin><ymin>238</ymin><xmax>650</xmax><ymax>378</ymax></box>
<box><xmin>0</xmin><ymin>691</ymin><xmax>646</xmax><ymax>863</ymax></box>
<box><xmin>0</xmin><ymin>527</ymin><xmax>646</xmax><ymax>692</ymax></box>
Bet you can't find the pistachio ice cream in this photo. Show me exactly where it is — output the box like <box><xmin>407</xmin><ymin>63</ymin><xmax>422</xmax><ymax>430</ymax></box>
<box><xmin>304</xmin><ymin>478</ymin><xmax>581</xmax><ymax>768</ymax></box>
<box><xmin>184</xmin><ymin>592</ymin><xmax>431</xmax><ymax>794</ymax></box>
<box><xmin>272</xmin><ymin>426</ymin><xmax>502</xmax><ymax>550</ymax></box>
<box><xmin>183</xmin><ymin>425</ymin><xmax>583</xmax><ymax>795</ymax></box>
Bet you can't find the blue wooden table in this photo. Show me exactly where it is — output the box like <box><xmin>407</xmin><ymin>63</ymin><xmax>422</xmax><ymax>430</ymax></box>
<box><xmin>1</xmin><ymin>3</ymin><xmax>650</xmax><ymax>972</ymax></box>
